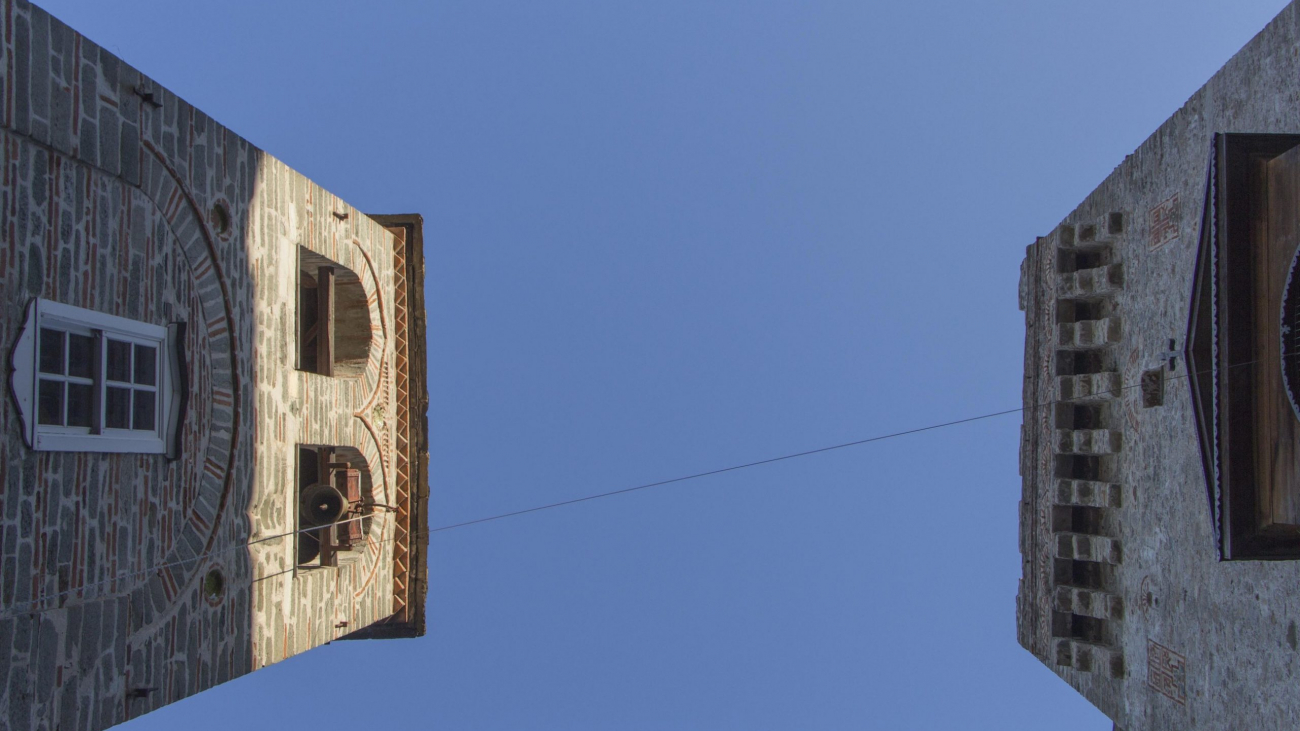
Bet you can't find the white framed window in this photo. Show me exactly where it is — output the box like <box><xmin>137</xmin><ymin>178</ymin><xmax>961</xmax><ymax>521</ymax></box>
<box><xmin>9</xmin><ymin>298</ymin><xmax>184</xmax><ymax>454</ymax></box>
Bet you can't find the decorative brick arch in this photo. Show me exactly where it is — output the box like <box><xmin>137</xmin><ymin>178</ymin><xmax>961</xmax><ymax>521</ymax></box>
<box><xmin>350</xmin><ymin>237</ymin><xmax>390</xmax><ymax>409</ymax></box>
<box><xmin>126</xmin><ymin>143</ymin><xmax>241</xmax><ymax>622</ymax></box>
<box><xmin>349</xmin><ymin>420</ymin><xmax>391</xmax><ymax>598</ymax></box>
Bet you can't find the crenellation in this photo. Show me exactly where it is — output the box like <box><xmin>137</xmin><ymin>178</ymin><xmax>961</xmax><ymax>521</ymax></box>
<box><xmin>1017</xmin><ymin>2</ymin><xmax>1300</xmax><ymax>727</ymax></box>
<box><xmin>1055</xmin><ymin>429</ymin><xmax>1122</xmax><ymax>455</ymax></box>
<box><xmin>1021</xmin><ymin>211</ymin><xmax>1132</xmax><ymax>690</ymax></box>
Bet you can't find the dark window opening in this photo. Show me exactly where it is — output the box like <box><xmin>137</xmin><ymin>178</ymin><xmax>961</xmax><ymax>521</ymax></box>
<box><xmin>298</xmin><ymin>248</ymin><xmax>372</xmax><ymax>377</ymax></box>
<box><xmin>1141</xmin><ymin>368</ymin><xmax>1166</xmax><ymax>408</ymax></box>
<box><xmin>1051</xmin><ymin>612</ymin><xmax>1108</xmax><ymax>644</ymax></box>
<box><xmin>35</xmin><ymin>326</ymin><xmax>159</xmax><ymax>432</ymax></box>
<box><xmin>1072</xmin><ymin>506</ymin><xmax>1106</xmax><ymax>535</ymax></box>
<box><xmin>1056</xmin><ymin>348</ymin><xmax>1113</xmax><ymax>376</ymax></box>
<box><xmin>1052</xmin><ymin>505</ymin><xmax>1106</xmax><ymax>535</ymax></box>
<box><xmin>1074</xmin><ymin>249</ymin><xmax>1104</xmax><ymax>270</ymax></box>
<box><xmin>297</xmin><ymin>272</ymin><xmax>324</xmax><ymax>374</ymax></box>
<box><xmin>1057</xmin><ymin>246</ymin><xmax>1111</xmax><ymax>274</ymax></box>
<box><xmin>1055</xmin><ymin>455</ymin><xmax>1106</xmax><ymax>482</ymax></box>
<box><xmin>296</xmin><ymin>445</ymin><xmax>374</xmax><ymax>568</ymax></box>
<box><xmin>1053</xmin><ymin>558</ymin><xmax>1106</xmax><ymax>590</ymax></box>
<box><xmin>1074</xmin><ymin>615</ymin><xmax>1106</xmax><ymax>643</ymax></box>
<box><xmin>1057</xmin><ymin>299</ymin><xmax>1107</xmax><ymax>324</ymax></box>
<box><xmin>209</xmin><ymin>202</ymin><xmax>231</xmax><ymax>236</ymax></box>
<box><xmin>1055</xmin><ymin>402</ymin><xmax>1106</xmax><ymax>430</ymax></box>
<box><xmin>202</xmin><ymin>568</ymin><xmax>225</xmax><ymax>605</ymax></box>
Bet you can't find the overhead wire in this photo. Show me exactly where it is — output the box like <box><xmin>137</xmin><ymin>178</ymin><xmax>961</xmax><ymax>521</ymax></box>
<box><xmin>425</xmin><ymin>352</ymin><xmax>1243</xmax><ymax>534</ymax></box>
<box><xmin>0</xmin><ymin>355</ymin><xmax>1249</xmax><ymax>619</ymax></box>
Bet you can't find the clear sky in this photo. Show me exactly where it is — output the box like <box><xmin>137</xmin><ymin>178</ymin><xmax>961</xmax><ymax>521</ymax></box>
<box><xmin>37</xmin><ymin>1</ymin><xmax>1292</xmax><ymax>729</ymax></box>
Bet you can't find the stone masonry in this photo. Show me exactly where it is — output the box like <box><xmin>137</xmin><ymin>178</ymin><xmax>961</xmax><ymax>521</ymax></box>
<box><xmin>0</xmin><ymin>2</ymin><xmax>428</xmax><ymax>729</ymax></box>
<box><xmin>1018</xmin><ymin>2</ymin><xmax>1300</xmax><ymax>729</ymax></box>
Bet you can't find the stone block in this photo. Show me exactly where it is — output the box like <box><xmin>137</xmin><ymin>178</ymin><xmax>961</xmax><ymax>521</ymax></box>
<box><xmin>1058</xmin><ymin>317</ymin><xmax>1122</xmax><ymax>349</ymax></box>
<box><xmin>1059</xmin><ymin>263</ymin><xmax>1124</xmax><ymax>298</ymax></box>
<box><xmin>1055</xmin><ymin>479</ymin><xmax>1122</xmax><ymax>508</ymax></box>
<box><xmin>29</xmin><ymin>10</ymin><xmax>48</xmax><ymax>134</ymax></box>
<box><xmin>12</xmin><ymin>14</ymin><xmax>31</xmax><ymax>137</ymax></box>
<box><xmin>1057</xmin><ymin>371</ymin><xmax>1122</xmax><ymax>401</ymax></box>
<box><xmin>1054</xmin><ymin>638</ymin><xmax>1124</xmax><ymax>678</ymax></box>
<box><xmin>1055</xmin><ymin>533</ymin><xmax>1122</xmax><ymax>564</ymax></box>
<box><xmin>1053</xmin><ymin>585</ymin><xmax>1123</xmax><ymax>620</ymax></box>
<box><xmin>1055</xmin><ymin>429</ymin><xmax>1122</xmax><ymax>455</ymax></box>
<box><xmin>49</xmin><ymin>75</ymin><xmax>71</xmax><ymax>154</ymax></box>
<box><xmin>96</xmin><ymin>103</ymin><xmax>118</xmax><ymax>176</ymax></box>
<box><xmin>120</xmin><ymin>122</ymin><xmax>140</xmax><ymax>186</ymax></box>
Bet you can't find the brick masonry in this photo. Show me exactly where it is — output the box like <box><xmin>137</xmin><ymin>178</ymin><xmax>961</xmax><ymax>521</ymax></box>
<box><xmin>1019</xmin><ymin>2</ymin><xmax>1300</xmax><ymax>729</ymax></box>
<box><xmin>0</xmin><ymin>2</ymin><xmax>423</xmax><ymax>729</ymax></box>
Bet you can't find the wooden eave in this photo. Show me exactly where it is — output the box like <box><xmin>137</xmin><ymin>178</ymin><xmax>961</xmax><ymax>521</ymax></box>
<box><xmin>341</xmin><ymin>213</ymin><xmax>429</xmax><ymax>640</ymax></box>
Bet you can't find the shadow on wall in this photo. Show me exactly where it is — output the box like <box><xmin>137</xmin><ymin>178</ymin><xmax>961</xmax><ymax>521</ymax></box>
<box><xmin>0</xmin><ymin>5</ymin><xmax>264</xmax><ymax>727</ymax></box>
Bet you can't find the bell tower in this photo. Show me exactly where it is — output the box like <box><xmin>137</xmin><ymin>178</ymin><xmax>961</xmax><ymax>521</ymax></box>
<box><xmin>0</xmin><ymin>3</ymin><xmax>429</xmax><ymax>729</ymax></box>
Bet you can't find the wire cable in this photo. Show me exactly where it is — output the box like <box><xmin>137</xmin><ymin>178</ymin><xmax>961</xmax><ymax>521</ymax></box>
<box><xmin>427</xmin><ymin>354</ymin><xmax>1247</xmax><ymax>533</ymax></box>
<box><xmin>426</xmin><ymin>406</ymin><xmax>1026</xmax><ymax>534</ymax></box>
<box><xmin>0</xmin><ymin>356</ymin><xmax>1245</xmax><ymax>618</ymax></box>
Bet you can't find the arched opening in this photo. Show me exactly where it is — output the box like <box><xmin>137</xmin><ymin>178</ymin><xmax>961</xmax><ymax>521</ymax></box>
<box><xmin>298</xmin><ymin>247</ymin><xmax>372</xmax><ymax>377</ymax></box>
<box><xmin>295</xmin><ymin>444</ymin><xmax>376</xmax><ymax>567</ymax></box>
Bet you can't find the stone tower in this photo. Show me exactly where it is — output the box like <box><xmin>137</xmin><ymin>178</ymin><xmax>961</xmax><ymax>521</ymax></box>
<box><xmin>0</xmin><ymin>2</ymin><xmax>429</xmax><ymax>729</ymax></box>
<box><xmin>1018</xmin><ymin>2</ymin><xmax>1300</xmax><ymax>728</ymax></box>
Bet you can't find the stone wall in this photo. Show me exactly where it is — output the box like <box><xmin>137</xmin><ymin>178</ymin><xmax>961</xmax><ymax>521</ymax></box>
<box><xmin>1018</xmin><ymin>2</ymin><xmax>1300</xmax><ymax>728</ymax></box>
<box><xmin>0</xmin><ymin>1</ymin><xmax>412</xmax><ymax>729</ymax></box>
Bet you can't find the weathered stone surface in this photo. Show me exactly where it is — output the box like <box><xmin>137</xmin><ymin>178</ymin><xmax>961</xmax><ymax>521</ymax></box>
<box><xmin>0</xmin><ymin>2</ymin><xmax>421</xmax><ymax>730</ymax></box>
<box><xmin>1018</xmin><ymin>2</ymin><xmax>1300</xmax><ymax>728</ymax></box>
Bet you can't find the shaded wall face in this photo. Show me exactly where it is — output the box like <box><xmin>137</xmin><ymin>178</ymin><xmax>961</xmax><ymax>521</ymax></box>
<box><xmin>1016</xmin><ymin>3</ymin><xmax>1300</xmax><ymax>730</ymax></box>
<box><xmin>0</xmin><ymin>120</ymin><xmax>253</xmax><ymax>729</ymax></box>
<box><xmin>0</xmin><ymin>2</ymin><xmax>399</xmax><ymax>729</ymax></box>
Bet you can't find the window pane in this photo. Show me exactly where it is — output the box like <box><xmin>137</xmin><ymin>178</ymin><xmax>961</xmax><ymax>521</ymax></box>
<box><xmin>38</xmin><ymin>379</ymin><xmax>64</xmax><ymax>425</ymax></box>
<box><xmin>106</xmin><ymin>339</ymin><xmax>131</xmax><ymax>383</ymax></box>
<box><xmin>67</xmin><ymin>382</ymin><xmax>94</xmax><ymax>427</ymax></box>
<box><xmin>68</xmin><ymin>334</ymin><xmax>94</xmax><ymax>379</ymax></box>
<box><xmin>133</xmin><ymin>344</ymin><xmax>157</xmax><ymax>386</ymax></box>
<box><xmin>105</xmin><ymin>386</ymin><xmax>130</xmax><ymax>429</ymax></box>
<box><xmin>132</xmin><ymin>390</ymin><xmax>156</xmax><ymax>431</ymax></box>
<box><xmin>39</xmin><ymin>328</ymin><xmax>65</xmax><ymax>375</ymax></box>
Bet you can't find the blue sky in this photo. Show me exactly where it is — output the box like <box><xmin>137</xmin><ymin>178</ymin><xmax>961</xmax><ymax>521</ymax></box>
<box><xmin>40</xmin><ymin>1</ymin><xmax>1291</xmax><ymax>729</ymax></box>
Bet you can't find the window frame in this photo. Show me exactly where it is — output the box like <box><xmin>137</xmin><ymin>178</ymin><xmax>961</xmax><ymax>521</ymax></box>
<box><xmin>1188</xmin><ymin>133</ymin><xmax>1300</xmax><ymax>559</ymax></box>
<box><xmin>9</xmin><ymin>298</ymin><xmax>181</xmax><ymax>454</ymax></box>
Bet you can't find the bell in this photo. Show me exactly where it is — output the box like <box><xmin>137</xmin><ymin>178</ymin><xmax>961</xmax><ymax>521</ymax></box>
<box><xmin>301</xmin><ymin>483</ymin><xmax>349</xmax><ymax>526</ymax></box>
